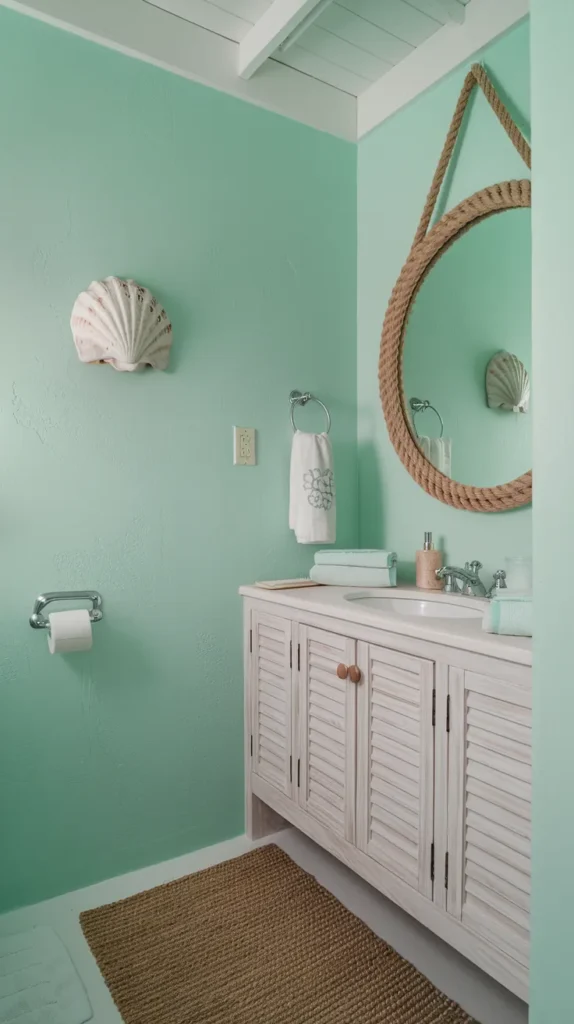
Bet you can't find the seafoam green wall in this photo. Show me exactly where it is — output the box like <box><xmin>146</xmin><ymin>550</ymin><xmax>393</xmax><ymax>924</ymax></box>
<box><xmin>0</xmin><ymin>7</ymin><xmax>357</xmax><ymax>911</ymax></box>
<box><xmin>358</xmin><ymin>21</ymin><xmax>531</xmax><ymax>581</ymax></box>
<box><xmin>530</xmin><ymin>1</ymin><xmax>574</xmax><ymax>1018</ymax></box>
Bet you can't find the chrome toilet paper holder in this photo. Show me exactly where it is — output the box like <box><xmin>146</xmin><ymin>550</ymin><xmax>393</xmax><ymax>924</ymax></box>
<box><xmin>29</xmin><ymin>591</ymin><xmax>103</xmax><ymax>629</ymax></box>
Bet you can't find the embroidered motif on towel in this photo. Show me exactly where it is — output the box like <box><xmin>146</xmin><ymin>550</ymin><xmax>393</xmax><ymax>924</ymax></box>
<box><xmin>303</xmin><ymin>468</ymin><xmax>334</xmax><ymax>510</ymax></box>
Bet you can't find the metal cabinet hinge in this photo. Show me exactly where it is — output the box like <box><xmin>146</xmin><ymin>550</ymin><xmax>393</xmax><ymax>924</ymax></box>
<box><xmin>250</xmin><ymin>734</ymin><xmax>253</xmax><ymax>757</ymax></box>
<box><xmin>430</xmin><ymin>842</ymin><xmax>435</xmax><ymax>882</ymax></box>
<box><xmin>297</xmin><ymin>643</ymin><xmax>301</xmax><ymax>671</ymax></box>
<box><xmin>249</xmin><ymin>629</ymin><xmax>253</xmax><ymax>654</ymax></box>
<box><xmin>445</xmin><ymin>852</ymin><xmax>449</xmax><ymax>889</ymax></box>
<box><xmin>432</xmin><ymin>689</ymin><xmax>436</xmax><ymax>727</ymax></box>
<box><xmin>297</xmin><ymin>758</ymin><xmax>301</xmax><ymax>787</ymax></box>
<box><xmin>446</xmin><ymin>694</ymin><xmax>451</xmax><ymax>733</ymax></box>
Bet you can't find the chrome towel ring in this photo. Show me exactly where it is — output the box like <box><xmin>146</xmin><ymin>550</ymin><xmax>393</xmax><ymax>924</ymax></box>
<box><xmin>289</xmin><ymin>390</ymin><xmax>331</xmax><ymax>434</ymax></box>
<box><xmin>409</xmin><ymin>397</ymin><xmax>444</xmax><ymax>439</ymax></box>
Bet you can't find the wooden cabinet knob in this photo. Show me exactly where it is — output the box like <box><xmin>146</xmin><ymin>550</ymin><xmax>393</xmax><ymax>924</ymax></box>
<box><xmin>336</xmin><ymin>663</ymin><xmax>349</xmax><ymax>680</ymax></box>
<box><xmin>349</xmin><ymin>665</ymin><xmax>362</xmax><ymax>683</ymax></box>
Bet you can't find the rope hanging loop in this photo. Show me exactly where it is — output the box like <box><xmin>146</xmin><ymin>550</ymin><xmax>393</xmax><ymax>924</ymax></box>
<box><xmin>379</xmin><ymin>62</ymin><xmax>532</xmax><ymax>513</ymax></box>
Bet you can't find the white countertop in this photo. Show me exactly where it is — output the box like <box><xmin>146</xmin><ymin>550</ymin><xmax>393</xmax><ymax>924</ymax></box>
<box><xmin>239</xmin><ymin>584</ymin><xmax>532</xmax><ymax>667</ymax></box>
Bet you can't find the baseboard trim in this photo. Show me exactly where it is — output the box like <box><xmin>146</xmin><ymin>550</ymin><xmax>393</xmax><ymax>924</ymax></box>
<box><xmin>0</xmin><ymin>832</ymin><xmax>279</xmax><ymax>929</ymax></box>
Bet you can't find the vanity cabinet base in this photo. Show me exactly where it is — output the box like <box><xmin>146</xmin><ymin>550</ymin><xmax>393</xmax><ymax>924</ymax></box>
<box><xmin>243</xmin><ymin>592</ymin><xmax>530</xmax><ymax>1004</ymax></box>
<box><xmin>248</xmin><ymin>778</ymin><xmax>528</xmax><ymax>1002</ymax></box>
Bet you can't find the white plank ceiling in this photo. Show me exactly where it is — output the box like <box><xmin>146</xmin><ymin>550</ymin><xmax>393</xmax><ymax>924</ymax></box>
<box><xmin>144</xmin><ymin>0</ymin><xmax>471</xmax><ymax>97</ymax></box>
<box><xmin>2</xmin><ymin>0</ymin><xmax>528</xmax><ymax>138</ymax></box>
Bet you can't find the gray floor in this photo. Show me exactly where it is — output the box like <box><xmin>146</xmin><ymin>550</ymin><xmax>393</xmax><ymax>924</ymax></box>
<box><xmin>0</xmin><ymin>827</ymin><xmax>528</xmax><ymax>1024</ymax></box>
<box><xmin>275</xmin><ymin>829</ymin><xmax>528</xmax><ymax>1024</ymax></box>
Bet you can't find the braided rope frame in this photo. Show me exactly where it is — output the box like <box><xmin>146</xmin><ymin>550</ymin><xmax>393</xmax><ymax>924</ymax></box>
<box><xmin>379</xmin><ymin>63</ymin><xmax>532</xmax><ymax>513</ymax></box>
<box><xmin>380</xmin><ymin>180</ymin><xmax>532</xmax><ymax>512</ymax></box>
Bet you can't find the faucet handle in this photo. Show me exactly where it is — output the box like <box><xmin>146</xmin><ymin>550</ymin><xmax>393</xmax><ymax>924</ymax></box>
<box><xmin>487</xmin><ymin>569</ymin><xmax>507</xmax><ymax>598</ymax></box>
<box><xmin>465</xmin><ymin>560</ymin><xmax>483</xmax><ymax>575</ymax></box>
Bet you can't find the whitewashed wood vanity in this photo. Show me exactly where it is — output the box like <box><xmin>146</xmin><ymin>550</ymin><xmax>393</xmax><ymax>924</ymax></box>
<box><xmin>241</xmin><ymin>585</ymin><xmax>531</xmax><ymax>1001</ymax></box>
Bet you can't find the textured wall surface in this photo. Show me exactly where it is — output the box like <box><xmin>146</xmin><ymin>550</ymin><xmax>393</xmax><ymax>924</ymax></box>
<box><xmin>0</xmin><ymin>7</ymin><xmax>357</xmax><ymax>911</ymax></box>
<box><xmin>357</xmin><ymin>21</ymin><xmax>531</xmax><ymax>581</ymax></box>
<box><xmin>530</xmin><ymin>1</ymin><xmax>574</xmax><ymax>1018</ymax></box>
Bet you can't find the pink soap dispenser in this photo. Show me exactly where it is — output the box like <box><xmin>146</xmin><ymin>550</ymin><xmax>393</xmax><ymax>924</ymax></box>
<box><xmin>416</xmin><ymin>532</ymin><xmax>444</xmax><ymax>591</ymax></box>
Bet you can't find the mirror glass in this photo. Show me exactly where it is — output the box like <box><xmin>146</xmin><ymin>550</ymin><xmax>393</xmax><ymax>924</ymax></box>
<box><xmin>403</xmin><ymin>208</ymin><xmax>531</xmax><ymax>488</ymax></box>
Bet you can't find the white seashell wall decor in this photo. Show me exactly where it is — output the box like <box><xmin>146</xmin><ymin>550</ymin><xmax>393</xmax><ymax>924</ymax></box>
<box><xmin>71</xmin><ymin>277</ymin><xmax>172</xmax><ymax>372</ymax></box>
<box><xmin>486</xmin><ymin>350</ymin><xmax>530</xmax><ymax>413</ymax></box>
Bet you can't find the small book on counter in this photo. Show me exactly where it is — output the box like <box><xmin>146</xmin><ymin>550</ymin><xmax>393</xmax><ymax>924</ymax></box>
<box><xmin>254</xmin><ymin>578</ymin><xmax>321</xmax><ymax>590</ymax></box>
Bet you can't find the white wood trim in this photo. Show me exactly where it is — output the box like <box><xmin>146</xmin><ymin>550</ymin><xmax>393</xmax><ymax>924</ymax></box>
<box><xmin>251</xmin><ymin>773</ymin><xmax>528</xmax><ymax>1000</ymax></box>
<box><xmin>420</xmin><ymin>0</ymin><xmax>466</xmax><ymax>26</ymax></box>
<box><xmin>244</xmin><ymin>600</ymin><xmax>255</xmax><ymax>836</ymax></box>
<box><xmin>143</xmin><ymin>0</ymin><xmax>250</xmax><ymax>42</ymax></box>
<box><xmin>344</xmin><ymin>644</ymin><xmax>357</xmax><ymax>845</ymax></box>
<box><xmin>355</xmin><ymin>640</ymin><xmax>370</xmax><ymax>858</ymax></box>
<box><xmin>0</xmin><ymin>0</ymin><xmax>356</xmax><ymax>140</ymax></box>
<box><xmin>244</xmin><ymin>604</ymin><xmax>289</xmax><ymax>839</ymax></box>
<box><xmin>248</xmin><ymin>792</ymin><xmax>289</xmax><ymax>838</ymax></box>
<box><xmin>447</xmin><ymin>666</ymin><xmax>466</xmax><ymax>919</ymax></box>
<box><xmin>251</xmin><ymin>610</ymin><xmax>294</xmax><ymax>799</ymax></box>
<box><xmin>0</xmin><ymin>832</ymin><xmax>280</xmax><ymax>938</ymax></box>
<box><xmin>1</xmin><ymin>0</ymin><xmax>529</xmax><ymax>143</ymax></box>
<box><xmin>291</xmin><ymin>619</ymin><xmax>300</xmax><ymax>823</ymax></box>
<box><xmin>357</xmin><ymin>0</ymin><xmax>529</xmax><ymax>139</ymax></box>
<box><xmin>433</xmin><ymin>662</ymin><xmax>449</xmax><ymax>913</ymax></box>
<box><xmin>238</xmin><ymin>0</ymin><xmax>331</xmax><ymax>78</ymax></box>
<box><xmin>278</xmin><ymin>0</ymin><xmax>333</xmax><ymax>52</ymax></box>
<box><xmin>418</xmin><ymin>658</ymin><xmax>435</xmax><ymax>899</ymax></box>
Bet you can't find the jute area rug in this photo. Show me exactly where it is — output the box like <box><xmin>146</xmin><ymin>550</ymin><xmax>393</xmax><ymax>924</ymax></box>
<box><xmin>80</xmin><ymin>844</ymin><xmax>475</xmax><ymax>1024</ymax></box>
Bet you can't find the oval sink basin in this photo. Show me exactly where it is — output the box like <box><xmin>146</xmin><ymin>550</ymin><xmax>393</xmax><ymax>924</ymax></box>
<box><xmin>344</xmin><ymin>593</ymin><xmax>483</xmax><ymax>620</ymax></box>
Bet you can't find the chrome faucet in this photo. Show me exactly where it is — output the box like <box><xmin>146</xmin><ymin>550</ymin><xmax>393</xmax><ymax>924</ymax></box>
<box><xmin>436</xmin><ymin>561</ymin><xmax>487</xmax><ymax>597</ymax></box>
<box><xmin>436</xmin><ymin>563</ymin><xmax>509</xmax><ymax>599</ymax></box>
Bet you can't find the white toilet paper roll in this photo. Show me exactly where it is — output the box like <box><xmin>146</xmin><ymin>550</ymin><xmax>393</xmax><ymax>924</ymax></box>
<box><xmin>48</xmin><ymin>610</ymin><xmax>93</xmax><ymax>654</ymax></box>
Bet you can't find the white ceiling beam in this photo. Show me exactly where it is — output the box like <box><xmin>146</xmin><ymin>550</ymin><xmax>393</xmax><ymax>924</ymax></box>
<box><xmin>0</xmin><ymin>0</ymin><xmax>356</xmax><ymax>140</ymax></box>
<box><xmin>238</xmin><ymin>0</ymin><xmax>332</xmax><ymax>80</ymax></box>
<box><xmin>358</xmin><ymin>0</ymin><xmax>529</xmax><ymax>139</ymax></box>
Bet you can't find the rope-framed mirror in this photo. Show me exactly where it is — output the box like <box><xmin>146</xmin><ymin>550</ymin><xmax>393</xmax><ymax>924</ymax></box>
<box><xmin>379</xmin><ymin>64</ymin><xmax>532</xmax><ymax>513</ymax></box>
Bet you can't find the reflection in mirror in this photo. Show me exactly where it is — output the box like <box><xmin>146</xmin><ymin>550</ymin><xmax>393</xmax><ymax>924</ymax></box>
<box><xmin>403</xmin><ymin>209</ymin><xmax>531</xmax><ymax>488</ymax></box>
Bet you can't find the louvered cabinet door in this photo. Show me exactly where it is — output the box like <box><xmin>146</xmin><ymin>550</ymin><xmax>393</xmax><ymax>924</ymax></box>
<box><xmin>250</xmin><ymin>611</ymin><xmax>294</xmax><ymax>799</ymax></box>
<box><xmin>447</xmin><ymin>668</ymin><xmax>531</xmax><ymax>973</ymax></box>
<box><xmin>356</xmin><ymin>642</ymin><xmax>435</xmax><ymax>899</ymax></box>
<box><xmin>297</xmin><ymin>625</ymin><xmax>357</xmax><ymax>843</ymax></box>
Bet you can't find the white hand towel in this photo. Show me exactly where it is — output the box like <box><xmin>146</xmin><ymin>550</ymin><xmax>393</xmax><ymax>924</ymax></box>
<box><xmin>418</xmin><ymin>436</ymin><xmax>452</xmax><ymax>476</ymax></box>
<box><xmin>289</xmin><ymin>431</ymin><xmax>336</xmax><ymax>544</ymax></box>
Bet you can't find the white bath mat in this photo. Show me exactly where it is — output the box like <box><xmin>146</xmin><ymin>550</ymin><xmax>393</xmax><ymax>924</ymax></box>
<box><xmin>0</xmin><ymin>926</ymin><xmax>92</xmax><ymax>1024</ymax></box>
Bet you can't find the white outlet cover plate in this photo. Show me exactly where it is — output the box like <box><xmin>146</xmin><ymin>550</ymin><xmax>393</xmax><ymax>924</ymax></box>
<box><xmin>233</xmin><ymin>426</ymin><xmax>256</xmax><ymax>465</ymax></box>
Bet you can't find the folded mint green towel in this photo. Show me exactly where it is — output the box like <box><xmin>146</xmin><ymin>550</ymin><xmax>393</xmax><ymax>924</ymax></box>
<box><xmin>314</xmin><ymin>549</ymin><xmax>397</xmax><ymax>569</ymax></box>
<box><xmin>482</xmin><ymin>594</ymin><xmax>532</xmax><ymax>637</ymax></box>
<box><xmin>310</xmin><ymin>564</ymin><xmax>397</xmax><ymax>587</ymax></box>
